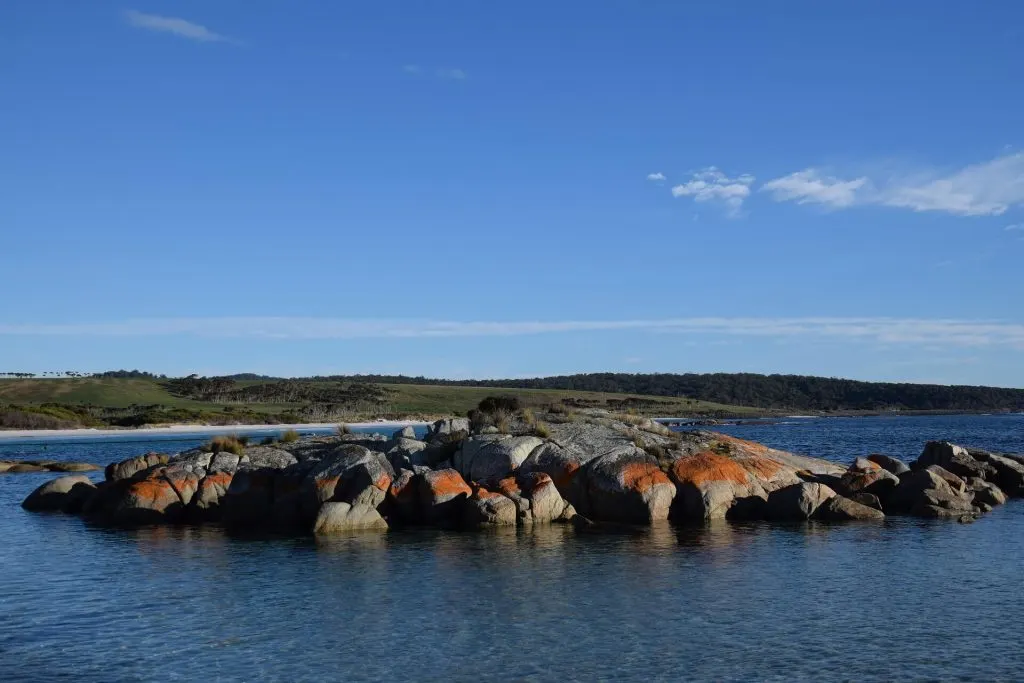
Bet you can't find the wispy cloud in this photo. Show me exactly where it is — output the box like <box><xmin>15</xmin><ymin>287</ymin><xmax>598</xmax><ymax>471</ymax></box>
<box><xmin>646</xmin><ymin>172</ymin><xmax>666</xmax><ymax>181</ymax></box>
<box><xmin>763</xmin><ymin>152</ymin><xmax>1024</xmax><ymax>217</ymax></box>
<box><xmin>124</xmin><ymin>10</ymin><xmax>229</xmax><ymax>43</ymax></box>
<box><xmin>1006</xmin><ymin>223</ymin><xmax>1024</xmax><ymax>231</ymax></box>
<box><xmin>402</xmin><ymin>64</ymin><xmax>422</xmax><ymax>74</ymax></box>
<box><xmin>436</xmin><ymin>68</ymin><xmax>467</xmax><ymax>80</ymax></box>
<box><xmin>671</xmin><ymin>167</ymin><xmax>755</xmax><ymax>217</ymax></box>
<box><xmin>1</xmin><ymin>317</ymin><xmax>1022</xmax><ymax>349</ymax></box>
<box><xmin>761</xmin><ymin>169</ymin><xmax>869</xmax><ymax>208</ymax></box>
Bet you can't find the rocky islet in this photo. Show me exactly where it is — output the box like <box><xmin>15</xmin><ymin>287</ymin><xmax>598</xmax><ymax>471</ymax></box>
<box><xmin>19</xmin><ymin>410</ymin><xmax>1024</xmax><ymax>532</ymax></box>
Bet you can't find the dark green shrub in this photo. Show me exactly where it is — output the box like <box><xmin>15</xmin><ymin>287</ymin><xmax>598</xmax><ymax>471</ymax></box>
<box><xmin>477</xmin><ymin>395</ymin><xmax>522</xmax><ymax>415</ymax></box>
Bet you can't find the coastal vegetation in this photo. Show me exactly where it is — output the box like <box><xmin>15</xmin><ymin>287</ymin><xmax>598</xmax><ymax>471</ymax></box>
<box><xmin>0</xmin><ymin>376</ymin><xmax>756</xmax><ymax>429</ymax></box>
<box><xmin>204</xmin><ymin>435</ymin><xmax>248</xmax><ymax>455</ymax></box>
<box><xmin>1</xmin><ymin>369</ymin><xmax>1021</xmax><ymax>431</ymax></box>
<box><xmin>322</xmin><ymin>372</ymin><xmax>1024</xmax><ymax>413</ymax></box>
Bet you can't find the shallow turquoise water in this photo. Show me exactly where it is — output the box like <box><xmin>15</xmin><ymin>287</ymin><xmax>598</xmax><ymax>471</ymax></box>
<box><xmin>1</xmin><ymin>416</ymin><xmax>1022</xmax><ymax>682</ymax></box>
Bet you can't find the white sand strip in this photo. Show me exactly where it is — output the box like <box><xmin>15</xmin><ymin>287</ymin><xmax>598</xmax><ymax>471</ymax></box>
<box><xmin>0</xmin><ymin>421</ymin><xmax>431</xmax><ymax>440</ymax></box>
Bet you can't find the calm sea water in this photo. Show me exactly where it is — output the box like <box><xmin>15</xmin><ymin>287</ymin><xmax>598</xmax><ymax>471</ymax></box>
<box><xmin>1</xmin><ymin>415</ymin><xmax>1023</xmax><ymax>682</ymax></box>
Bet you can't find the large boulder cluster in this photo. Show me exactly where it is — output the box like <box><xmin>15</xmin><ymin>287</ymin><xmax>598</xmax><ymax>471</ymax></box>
<box><xmin>20</xmin><ymin>410</ymin><xmax>1024</xmax><ymax>533</ymax></box>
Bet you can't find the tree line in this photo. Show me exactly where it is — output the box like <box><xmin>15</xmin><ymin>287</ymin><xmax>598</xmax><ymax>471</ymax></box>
<box><xmin>330</xmin><ymin>372</ymin><xmax>1024</xmax><ymax>412</ymax></box>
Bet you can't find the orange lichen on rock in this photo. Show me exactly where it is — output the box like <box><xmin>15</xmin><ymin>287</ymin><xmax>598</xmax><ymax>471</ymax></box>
<box><xmin>425</xmin><ymin>470</ymin><xmax>472</xmax><ymax>498</ymax></box>
<box><xmin>472</xmin><ymin>486</ymin><xmax>504</xmax><ymax>501</ymax></box>
<box><xmin>494</xmin><ymin>477</ymin><xmax>522</xmax><ymax>498</ymax></box>
<box><xmin>517</xmin><ymin>471</ymin><xmax>555</xmax><ymax>494</ymax></box>
<box><xmin>711</xmin><ymin>434</ymin><xmax>770</xmax><ymax>457</ymax></box>
<box><xmin>315</xmin><ymin>476</ymin><xmax>340</xmax><ymax>493</ymax></box>
<box><xmin>671</xmin><ymin>451</ymin><xmax>750</xmax><ymax>486</ymax></box>
<box><xmin>739</xmin><ymin>457</ymin><xmax>785</xmax><ymax>480</ymax></box>
<box><xmin>202</xmin><ymin>471</ymin><xmax>233</xmax><ymax>489</ymax></box>
<box><xmin>547</xmin><ymin>460</ymin><xmax>580</xmax><ymax>491</ymax></box>
<box><xmin>162</xmin><ymin>469</ymin><xmax>199</xmax><ymax>503</ymax></box>
<box><xmin>373</xmin><ymin>472</ymin><xmax>392</xmax><ymax>491</ymax></box>
<box><xmin>620</xmin><ymin>462</ymin><xmax>672</xmax><ymax>491</ymax></box>
<box><xmin>124</xmin><ymin>476</ymin><xmax>180</xmax><ymax>510</ymax></box>
<box><xmin>389</xmin><ymin>472</ymin><xmax>415</xmax><ymax>500</ymax></box>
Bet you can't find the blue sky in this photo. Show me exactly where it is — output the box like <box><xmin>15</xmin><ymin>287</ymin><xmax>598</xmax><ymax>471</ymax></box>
<box><xmin>2</xmin><ymin>1</ymin><xmax>1023</xmax><ymax>385</ymax></box>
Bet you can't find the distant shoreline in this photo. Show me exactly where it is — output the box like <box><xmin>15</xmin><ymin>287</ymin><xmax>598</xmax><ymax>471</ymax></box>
<box><xmin>0</xmin><ymin>420</ymin><xmax>430</xmax><ymax>441</ymax></box>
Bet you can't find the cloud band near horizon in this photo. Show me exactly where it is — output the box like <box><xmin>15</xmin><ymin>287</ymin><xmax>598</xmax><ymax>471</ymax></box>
<box><xmin>0</xmin><ymin>317</ymin><xmax>1022</xmax><ymax>348</ymax></box>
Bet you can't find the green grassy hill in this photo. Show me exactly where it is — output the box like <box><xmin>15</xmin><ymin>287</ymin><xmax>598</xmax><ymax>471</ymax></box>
<box><xmin>0</xmin><ymin>377</ymin><xmax>764</xmax><ymax>429</ymax></box>
<box><xmin>0</xmin><ymin>378</ymin><xmax>204</xmax><ymax>408</ymax></box>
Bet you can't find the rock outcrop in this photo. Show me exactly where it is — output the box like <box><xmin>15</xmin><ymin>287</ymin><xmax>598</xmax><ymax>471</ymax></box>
<box><xmin>313</xmin><ymin>502</ymin><xmax>388</xmax><ymax>533</ymax></box>
<box><xmin>575</xmin><ymin>446</ymin><xmax>675</xmax><ymax>524</ymax></box>
<box><xmin>817</xmin><ymin>495</ymin><xmax>885</xmax><ymax>521</ymax></box>
<box><xmin>866</xmin><ymin>454</ymin><xmax>911</xmax><ymax>475</ymax></box>
<box><xmin>1</xmin><ymin>459</ymin><xmax>101</xmax><ymax>474</ymax></box>
<box><xmin>454</xmin><ymin>435</ymin><xmax>544</xmax><ymax>484</ymax></box>
<box><xmin>765</xmin><ymin>482</ymin><xmax>837</xmax><ymax>520</ymax></box>
<box><xmin>21</xmin><ymin>475</ymin><xmax>96</xmax><ymax>512</ymax></box>
<box><xmin>20</xmin><ymin>410</ymin><xmax>1023</xmax><ymax>534</ymax></box>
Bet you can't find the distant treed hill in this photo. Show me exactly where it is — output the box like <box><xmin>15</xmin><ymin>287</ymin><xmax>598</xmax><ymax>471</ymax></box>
<box><xmin>19</xmin><ymin>371</ymin><xmax>1024</xmax><ymax>413</ymax></box>
<box><xmin>323</xmin><ymin>373</ymin><xmax>1024</xmax><ymax>412</ymax></box>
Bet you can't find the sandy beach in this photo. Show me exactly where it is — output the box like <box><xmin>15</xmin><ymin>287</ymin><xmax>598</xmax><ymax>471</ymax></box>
<box><xmin>0</xmin><ymin>420</ymin><xmax>430</xmax><ymax>440</ymax></box>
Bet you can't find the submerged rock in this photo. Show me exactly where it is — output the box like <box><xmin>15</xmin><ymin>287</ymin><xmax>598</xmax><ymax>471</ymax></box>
<box><xmin>6</xmin><ymin>463</ymin><xmax>47</xmax><ymax>473</ymax></box>
<box><xmin>1</xmin><ymin>459</ymin><xmax>100</xmax><ymax>474</ymax></box>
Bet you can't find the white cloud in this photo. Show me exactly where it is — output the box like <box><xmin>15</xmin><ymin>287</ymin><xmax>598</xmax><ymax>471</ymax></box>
<box><xmin>124</xmin><ymin>10</ymin><xmax>228</xmax><ymax>43</ymax></box>
<box><xmin>881</xmin><ymin>153</ymin><xmax>1024</xmax><ymax>216</ymax></box>
<box><xmin>671</xmin><ymin>167</ymin><xmax>755</xmax><ymax>217</ymax></box>
<box><xmin>1</xmin><ymin>316</ymin><xmax>1022</xmax><ymax>349</ymax></box>
<box><xmin>763</xmin><ymin>153</ymin><xmax>1024</xmax><ymax>217</ymax></box>
<box><xmin>436</xmin><ymin>68</ymin><xmax>466</xmax><ymax>80</ymax></box>
<box><xmin>1005</xmin><ymin>223</ymin><xmax>1024</xmax><ymax>231</ymax></box>
<box><xmin>761</xmin><ymin>169</ymin><xmax>868</xmax><ymax>208</ymax></box>
<box><xmin>646</xmin><ymin>172</ymin><xmax>666</xmax><ymax>181</ymax></box>
<box><xmin>402</xmin><ymin>64</ymin><xmax>421</xmax><ymax>74</ymax></box>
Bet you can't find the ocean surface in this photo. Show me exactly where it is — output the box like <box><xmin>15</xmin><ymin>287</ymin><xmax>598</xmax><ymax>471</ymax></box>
<box><xmin>1</xmin><ymin>415</ymin><xmax>1023</xmax><ymax>682</ymax></box>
